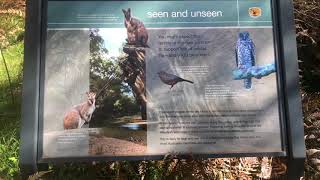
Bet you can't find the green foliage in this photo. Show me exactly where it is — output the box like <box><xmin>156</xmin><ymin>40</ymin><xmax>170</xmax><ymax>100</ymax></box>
<box><xmin>0</xmin><ymin>42</ymin><xmax>23</xmax><ymax>179</ymax></box>
<box><xmin>0</xmin><ymin>115</ymin><xmax>20</xmax><ymax>179</ymax></box>
<box><xmin>0</xmin><ymin>7</ymin><xmax>24</xmax><ymax>49</ymax></box>
<box><xmin>89</xmin><ymin>29</ymin><xmax>140</xmax><ymax>127</ymax></box>
<box><xmin>0</xmin><ymin>4</ymin><xmax>24</xmax><ymax>178</ymax></box>
<box><xmin>0</xmin><ymin>43</ymin><xmax>23</xmax><ymax>78</ymax></box>
<box><xmin>144</xmin><ymin>161</ymin><xmax>166</xmax><ymax>180</ymax></box>
<box><xmin>0</xmin><ymin>43</ymin><xmax>23</xmax><ymax>104</ymax></box>
<box><xmin>0</xmin><ymin>0</ymin><xmax>25</xmax><ymax>107</ymax></box>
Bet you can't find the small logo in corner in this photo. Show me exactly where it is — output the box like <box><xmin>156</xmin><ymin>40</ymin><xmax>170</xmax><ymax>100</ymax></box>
<box><xmin>249</xmin><ymin>7</ymin><xmax>262</xmax><ymax>18</ymax></box>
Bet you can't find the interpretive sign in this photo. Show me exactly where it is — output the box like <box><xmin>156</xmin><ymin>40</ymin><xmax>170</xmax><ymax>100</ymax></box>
<box><xmin>20</xmin><ymin>0</ymin><xmax>305</xmax><ymax>178</ymax></box>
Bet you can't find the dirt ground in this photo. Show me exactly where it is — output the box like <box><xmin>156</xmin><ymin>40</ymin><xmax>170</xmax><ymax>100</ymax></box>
<box><xmin>89</xmin><ymin>135</ymin><xmax>147</xmax><ymax>155</ymax></box>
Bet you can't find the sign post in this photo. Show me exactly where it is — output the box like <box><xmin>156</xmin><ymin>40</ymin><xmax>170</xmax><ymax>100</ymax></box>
<box><xmin>276</xmin><ymin>0</ymin><xmax>306</xmax><ymax>179</ymax></box>
<box><xmin>20</xmin><ymin>0</ymin><xmax>305</xmax><ymax>178</ymax></box>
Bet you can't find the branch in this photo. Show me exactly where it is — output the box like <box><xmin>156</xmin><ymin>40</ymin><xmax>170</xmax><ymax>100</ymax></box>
<box><xmin>232</xmin><ymin>63</ymin><xmax>276</xmax><ymax>80</ymax></box>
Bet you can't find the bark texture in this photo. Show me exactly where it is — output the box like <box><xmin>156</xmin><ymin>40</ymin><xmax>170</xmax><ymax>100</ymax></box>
<box><xmin>120</xmin><ymin>45</ymin><xmax>147</xmax><ymax>120</ymax></box>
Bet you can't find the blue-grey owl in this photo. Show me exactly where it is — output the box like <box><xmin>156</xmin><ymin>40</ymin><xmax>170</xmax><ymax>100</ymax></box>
<box><xmin>235</xmin><ymin>32</ymin><xmax>256</xmax><ymax>89</ymax></box>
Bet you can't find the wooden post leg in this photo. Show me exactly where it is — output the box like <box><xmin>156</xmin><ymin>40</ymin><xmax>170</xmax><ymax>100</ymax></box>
<box><xmin>287</xmin><ymin>157</ymin><xmax>305</xmax><ymax>180</ymax></box>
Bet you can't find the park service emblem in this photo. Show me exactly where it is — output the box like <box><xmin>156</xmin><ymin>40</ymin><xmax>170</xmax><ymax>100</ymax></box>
<box><xmin>249</xmin><ymin>7</ymin><xmax>262</xmax><ymax>18</ymax></box>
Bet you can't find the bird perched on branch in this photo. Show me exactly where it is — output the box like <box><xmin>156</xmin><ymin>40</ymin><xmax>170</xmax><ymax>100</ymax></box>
<box><xmin>235</xmin><ymin>31</ymin><xmax>256</xmax><ymax>89</ymax></box>
<box><xmin>157</xmin><ymin>71</ymin><xmax>194</xmax><ymax>89</ymax></box>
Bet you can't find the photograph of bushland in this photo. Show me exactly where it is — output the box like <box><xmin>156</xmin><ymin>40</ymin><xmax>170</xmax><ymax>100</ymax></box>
<box><xmin>43</xmin><ymin>28</ymin><xmax>148</xmax><ymax>156</ymax></box>
<box><xmin>88</xmin><ymin>28</ymin><xmax>148</xmax><ymax>155</ymax></box>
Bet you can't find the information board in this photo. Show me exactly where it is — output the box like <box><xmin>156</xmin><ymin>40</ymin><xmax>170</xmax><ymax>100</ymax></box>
<box><xmin>37</xmin><ymin>0</ymin><xmax>288</xmax><ymax>159</ymax></box>
<box><xmin>20</xmin><ymin>0</ymin><xmax>307</xmax><ymax>178</ymax></box>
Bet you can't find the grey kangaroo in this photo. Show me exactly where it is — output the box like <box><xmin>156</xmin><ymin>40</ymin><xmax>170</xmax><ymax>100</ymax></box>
<box><xmin>122</xmin><ymin>8</ymin><xmax>149</xmax><ymax>47</ymax></box>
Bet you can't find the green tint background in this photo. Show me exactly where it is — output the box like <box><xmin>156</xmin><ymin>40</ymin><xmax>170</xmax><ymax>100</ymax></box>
<box><xmin>48</xmin><ymin>0</ymin><xmax>272</xmax><ymax>28</ymax></box>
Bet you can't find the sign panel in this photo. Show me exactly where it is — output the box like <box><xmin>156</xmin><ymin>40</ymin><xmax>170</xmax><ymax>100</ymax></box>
<box><xmin>41</xmin><ymin>0</ymin><xmax>285</xmax><ymax>159</ymax></box>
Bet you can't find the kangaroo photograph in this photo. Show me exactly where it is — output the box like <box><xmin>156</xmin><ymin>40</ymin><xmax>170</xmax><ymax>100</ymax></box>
<box><xmin>122</xmin><ymin>8</ymin><xmax>149</xmax><ymax>48</ymax></box>
<box><xmin>43</xmin><ymin>8</ymin><xmax>151</xmax><ymax>156</ymax></box>
<box><xmin>61</xmin><ymin>27</ymin><xmax>148</xmax><ymax>156</ymax></box>
<box><xmin>63</xmin><ymin>92</ymin><xmax>96</xmax><ymax>130</ymax></box>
